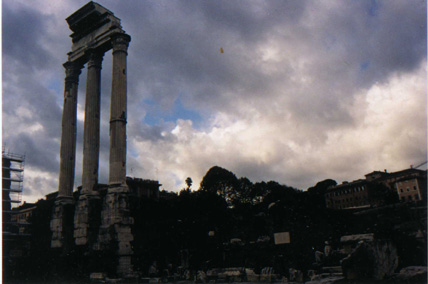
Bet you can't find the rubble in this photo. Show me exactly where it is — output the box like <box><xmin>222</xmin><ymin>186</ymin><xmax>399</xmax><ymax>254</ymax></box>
<box><xmin>388</xmin><ymin>266</ymin><xmax>427</xmax><ymax>283</ymax></box>
<box><xmin>341</xmin><ymin>239</ymin><xmax>398</xmax><ymax>280</ymax></box>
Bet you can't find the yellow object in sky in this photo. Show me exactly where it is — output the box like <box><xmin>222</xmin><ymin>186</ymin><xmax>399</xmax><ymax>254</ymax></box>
<box><xmin>220</xmin><ymin>47</ymin><xmax>224</xmax><ymax>53</ymax></box>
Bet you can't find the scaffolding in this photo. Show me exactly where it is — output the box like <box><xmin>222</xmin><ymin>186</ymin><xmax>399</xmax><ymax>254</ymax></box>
<box><xmin>2</xmin><ymin>148</ymin><xmax>26</xmax><ymax>240</ymax></box>
<box><xmin>2</xmin><ymin>148</ymin><xmax>25</xmax><ymax>205</ymax></box>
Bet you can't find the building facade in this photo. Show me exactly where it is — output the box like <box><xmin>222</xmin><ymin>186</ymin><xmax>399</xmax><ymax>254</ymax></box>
<box><xmin>325</xmin><ymin>167</ymin><xmax>427</xmax><ymax>209</ymax></box>
<box><xmin>394</xmin><ymin>174</ymin><xmax>426</xmax><ymax>202</ymax></box>
<box><xmin>11</xmin><ymin>202</ymin><xmax>36</xmax><ymax>235</ymax></box>
<box><xmin>325</xmin><ymin>180</ymin><xmax>371</xmax><ymax>210</ymax></box>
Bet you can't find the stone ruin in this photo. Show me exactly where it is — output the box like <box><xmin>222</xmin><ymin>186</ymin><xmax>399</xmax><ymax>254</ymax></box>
<box><xmin>50</xmin><ymin>1</ymin><xmax>135</xmax><ymax>277</ymax></box>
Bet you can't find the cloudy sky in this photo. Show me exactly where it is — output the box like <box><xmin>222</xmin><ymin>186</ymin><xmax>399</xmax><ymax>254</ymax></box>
<box><xmin>2</xmin><ymin>0</ymin><xmax>427</xmax><ymax>202</ymax></box>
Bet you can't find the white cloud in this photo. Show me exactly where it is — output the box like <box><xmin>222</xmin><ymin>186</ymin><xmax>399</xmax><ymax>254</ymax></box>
<box><xmin>130</xmin><ymin>61</ymin><xmax>427</xmax><ymax>191</ymax></box>
<box><xmin>22</xmin><ymin>167</ymin><xmax>58</xmax><ymax>203</ymax></box>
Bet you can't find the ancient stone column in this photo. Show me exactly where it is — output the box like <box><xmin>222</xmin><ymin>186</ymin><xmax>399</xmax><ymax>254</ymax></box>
<box><xmin>109</xmin><ymin>33</ymin><xmax>131</xmax><ymax>188</ymax></box>
<box><xmin>74</xmin><ymin>51</ymin><xmax>104</xmax><ymax>246</ymax></box>
<box><xmin>81</xmin><ymin>51</ymin><xmax>103</xmax><ymax>195</ymax></box>
<box><xmin>57</xmin><ymin>61</ymin><xmax>82</xmax><ymax>202</ymax></box>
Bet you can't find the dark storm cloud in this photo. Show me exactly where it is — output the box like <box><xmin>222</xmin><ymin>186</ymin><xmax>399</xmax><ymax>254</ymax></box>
<box><xmin>2</xmin><ymin>56</ymin><xmax>63</xmax><ymax>138</ymax></box>
<box><xmin>2</xmin><ymin>4</ymin><xmax>56</xmax><ymax>70</ymax></box>
<box><xmin>129</xmin><ymin>121</ymin><xmax>175</xmax><ymax>143</ymax></box>
<box><xmin>305</xmin><ymin>0</ymin><xmax>427</xmax><ymax>85</ymax></box>
<box><xmin>111</xmin><ymin>0</ymin><xmax>426</xmax><ymax>135</ymax></box>
<box><xmin>2</xmin><ymin>2</ymin><xmax>68</xmax><ymax>196</ymax></box>
<box><xmin>3</xmin><ymin>132</ymin><xmax>59</xmax><ymax>173</ymax></box>
<box><xmin>104</xmin><ymin>1</ymin><xmax>302</xmax><ymax>110</ymax></box>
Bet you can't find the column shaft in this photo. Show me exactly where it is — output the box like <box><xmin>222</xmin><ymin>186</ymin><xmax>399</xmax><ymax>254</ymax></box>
<box><xmin>57</xmin><ymin>62</ymin><xmax>82</xmax><ymax>200</ymax></box>
<box><xmin>81</xmin><ymin>52</ymin><xmax>103</xmax><ymax>195</ymax></box>
<box><xmin>109</xmin><ymin>34</ymin><xmax>131</xmax><ymax>187</ymax></box>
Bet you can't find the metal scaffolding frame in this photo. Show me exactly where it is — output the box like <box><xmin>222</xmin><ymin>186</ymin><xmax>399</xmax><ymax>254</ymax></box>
<box><xmin>2</xmin><ymin>148</ymin><xmax>26</xmax><ymax>237</ymax></box>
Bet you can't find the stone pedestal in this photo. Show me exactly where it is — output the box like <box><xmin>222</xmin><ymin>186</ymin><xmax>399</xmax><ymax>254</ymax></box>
<box><xmin>50</xmin><ymin>200</ymin><xmax>75</xmax><ymax>250</ymax></box>
<box><xmin>74</xmin><ymin>194</ymin><xmax>102</xmax><ymax>246</ymax></box>
<box><xmin>96</xmin><ymin>190</ymin><xmax>134</xmax><ymax>276</ymax></box>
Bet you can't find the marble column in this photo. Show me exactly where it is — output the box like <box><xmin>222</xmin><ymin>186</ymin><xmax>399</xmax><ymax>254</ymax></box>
<box><xmin>81</xmin><ymin>51</ymin><xmax>103</xmax><ymax>195</ymax></box>
<box><xmin>109</xmin><ymin>33</ymin><xmax>131</xmax><ymax>188</ymax></box>
<box><xmin>57</xmin><ymin>61</ymin><xmax>82</xmax><ymax>202</ymax></box>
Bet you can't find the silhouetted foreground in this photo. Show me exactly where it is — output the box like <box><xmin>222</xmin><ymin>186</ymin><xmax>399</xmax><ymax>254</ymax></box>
<box><xmin>3</xmin><ymin>166</ymin><xmax>427</xmax><ymax>283</ymax></box>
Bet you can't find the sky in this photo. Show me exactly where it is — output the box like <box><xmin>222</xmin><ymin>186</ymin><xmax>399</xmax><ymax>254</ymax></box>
<box><xmin>2</xmin><ymin>0</ymin><xmax>427</xmax><ymax>203</ymax></box>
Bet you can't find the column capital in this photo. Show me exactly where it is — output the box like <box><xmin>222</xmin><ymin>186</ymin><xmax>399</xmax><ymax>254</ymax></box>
<box><xmin>63</xmin><ymin>61</ymin><xmax>83</xmax><ymax>82</ymax></box>
<box><xmin>111</xmin><ymin>33</ymin><xmax>131</xmax><ymax>54</ymax></box>
<box><xmin>86</xmin><ymin>49</ymin><xmax>104</xmax><ymax>69</ymax></box>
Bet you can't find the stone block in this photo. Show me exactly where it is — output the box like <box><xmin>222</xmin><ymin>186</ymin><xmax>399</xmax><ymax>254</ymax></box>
<box><xmin>51</xmin><ymin>240</ymin><xmax>62</xmax><ymax>248</ymax></box>
<box><xmin>117</xmin><ymin>234</ymin><xmax>133</xmax><ymax>243</ymax></box>
<box><xmin>90</xmin><ymin>272</ymin><xmax>106</xmax><ymax>281</ymax></box>
<box><xmin>73</xmin><ymin>227</ymin><xmax>88</xmax><ymax>238</ymax></box>
<box><xmin>116</xmin><ymin>225</ymin><xmax>131</xmax><ymax>233</ymax></box>
<box><xmin>75</xmin><ymin>237</ymin><xmax>87</xmax><ymax>246</ymax></box>
<box><xmin>118</xmin><ymin>243</ymin><xmax>132</xmax><ymax>255</ymax></box>
<box><xmin>342</xmin><ymin>240</ymin><xmax>398</xmax><ymax>280</ymax></box>
<box><xmin>117</xmin><ymin>256</ymin><xmax>133</xmax><ymax>275</ymax></box>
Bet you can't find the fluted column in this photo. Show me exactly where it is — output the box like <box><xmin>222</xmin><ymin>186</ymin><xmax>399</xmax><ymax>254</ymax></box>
<box><xmin>81</xmin><ymin>51</ymin><xmax>103</xmax><ymax>195</ymax></box>
<box><xmin>109</xmin><ymin>33</ymin><xmax>131</xmax><ymax>187</ymax></box>
<box><xmin>57</xmin><ymin>61</ymin><xmax>82</xmax><ymax>201</ymax></box>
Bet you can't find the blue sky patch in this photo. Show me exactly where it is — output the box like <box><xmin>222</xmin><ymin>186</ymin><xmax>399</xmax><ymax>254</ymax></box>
<box><xmin>143</xmin><ymin>96</ymin><xmax>202</xmax><ymax>127</ymax></box>
<box><xmin>368</xmin><ymin>0</ymin><xmax>379</xmax><ymax>17</ymax></box>
<box><xmin>360</xmin><ymin>61</ymin><xmax>370</xmax><ymax>71</ymax></box>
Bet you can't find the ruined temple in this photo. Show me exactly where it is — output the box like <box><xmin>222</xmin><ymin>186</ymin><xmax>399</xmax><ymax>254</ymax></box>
<box><xmin>50</xmin><ymin>2</ymin><xmax>144</xmax><ymax>277</ymax></box>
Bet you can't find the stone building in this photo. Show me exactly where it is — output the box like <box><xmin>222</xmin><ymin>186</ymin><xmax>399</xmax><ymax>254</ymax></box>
<box><xmin>11</xmin><ymin>202</ymin><xmax>37</xmax><ymax>235</ymax></box>
<box><xmin>365</xmin><ymin>168</ymin><xmax>426</xmax><ymax>202</ymax></box>
<box><xmin>126</xmin><ymin>177</ymin><xmax>161</xmax><ymax>200</ymax></box>
<box><xmin>325</xmin><ymin>167</ymin><xmax>427</xmax><ymax>209</ymax></box>
<box><xmin>394</xmin><ymin>173</ymin><xmax>426</xmax><ymax>202</ymax></box>
<box><xmin>325</xmin><ymin>180</ymin><xmax>372</xmax><ymax>210</ymax></box>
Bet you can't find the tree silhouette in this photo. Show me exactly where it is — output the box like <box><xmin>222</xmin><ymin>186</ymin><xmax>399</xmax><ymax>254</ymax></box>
<box><xmin>185</xmin><ymin>177</ymin><xmax>193</xmax><ymax>191</ymax></box>
<box><xmin>200</xmin><ymin>166</ymin><xmax>239</xmax><ymax>206</ymax></box>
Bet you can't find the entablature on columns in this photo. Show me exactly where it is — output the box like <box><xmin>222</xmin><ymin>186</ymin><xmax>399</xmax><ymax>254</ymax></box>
<box><xmin>65</xmin><ymin>1</ymin><xmax>129</xmax><ymax>65</ymax></box>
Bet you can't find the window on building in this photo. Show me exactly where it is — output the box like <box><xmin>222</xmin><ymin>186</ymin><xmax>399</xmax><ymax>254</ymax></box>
<box><xmin>414</xmin><ymin>195</ymin><xmax>419</xmax><ymax>200</ymax></box>
<box><xmin>413</xmin><ymin>186</ymin><xmax>417</xmax><ymax>190</ymax></box>
<box><xmin>408</xmin><ymin>195</ymin><xmax>412</xmax><ymax>200</ymax></box>
<box><xmin>407</xmin><ymin>188</ymin><xmax>410</xmax><ymax>192</ymax></box>
<box><xmin>400</xmin><ymin>189</ymin><xmax>403</xmax><ymax>192</ymax></box>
